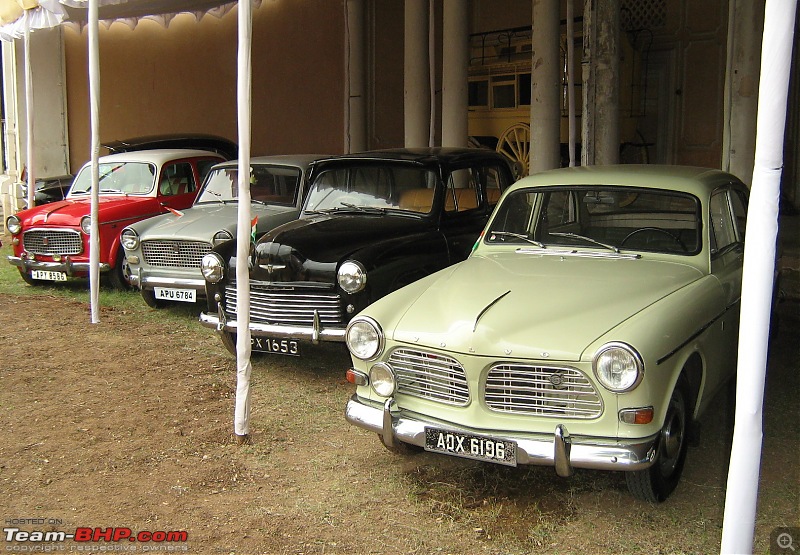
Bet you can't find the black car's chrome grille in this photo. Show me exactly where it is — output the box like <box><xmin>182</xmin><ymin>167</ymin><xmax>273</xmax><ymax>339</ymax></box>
<box><xmin>23</xmin><ymin>229</ymin><xmax>82</xmax><ymax>256</ymax></box>
<box><xmin>141</xmin><ymin>240</ymin><xmax>211</xmax><ymax>268</ymax></box>
<box><xmin>485</xmin><ymin>364</ymin><xmax>602</xmax><ymax>418</ymax></box>
<box><xmin>224</xmin><ymin>281</ymin><xmax>344</xmax><ymax>327</ymax></box>
<box><xmin>389</xmin><ymin>348</ymin><xmax>470</xmax><ymax>406</ymax></box>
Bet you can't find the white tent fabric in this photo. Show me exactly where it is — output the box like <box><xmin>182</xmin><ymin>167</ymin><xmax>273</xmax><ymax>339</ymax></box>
<box><xmin>720</xmin><ymin>0</ymin><xmax>797</xmax><ymax>552</ymax></box>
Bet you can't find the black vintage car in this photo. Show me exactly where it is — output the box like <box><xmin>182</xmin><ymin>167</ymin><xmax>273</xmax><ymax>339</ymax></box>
<box><xmin>199</xmin><ymin>148</ymin><xmax>515</xmax><ymax>356</ymax></box>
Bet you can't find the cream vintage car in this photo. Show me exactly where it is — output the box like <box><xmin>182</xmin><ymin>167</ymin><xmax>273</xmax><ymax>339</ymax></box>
<box><xmin>344</xmin><ymin>164</ymin><xmax>748</xmax><ymax>502</ymax></box>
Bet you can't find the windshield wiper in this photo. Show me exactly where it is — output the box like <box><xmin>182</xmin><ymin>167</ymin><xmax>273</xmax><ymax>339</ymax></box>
<box><xmin>336</xmin><ymin>202</ymin><xmax>386</xmax><ymax>214</ymax></box>
<box><xmin>490</xmin><ymin>231</ymin><xmax>546</xmax><ymax>248</ymax></box>
<box><xmin>548</xmin><ymin>232</ymin><xmax>619</xmax><ymax>253</ymax></box>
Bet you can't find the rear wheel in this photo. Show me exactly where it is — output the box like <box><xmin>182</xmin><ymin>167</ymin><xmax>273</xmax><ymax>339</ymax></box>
<box><xmin>626</xmin><ymin>379</ymin><xmax>690</xmax><ymax>502</ymax></box>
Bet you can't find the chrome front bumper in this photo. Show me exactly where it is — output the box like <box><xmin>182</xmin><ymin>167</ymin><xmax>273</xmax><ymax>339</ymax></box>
<box><xmin>127</xmin><ymin>266</ymin><xmax>205</xmax><ymax>291</ymax></box>
<box><xmin>8</xmin><ymin>255</ymin><xmax>109</xmax><ymax>274</ymax></box>
<box><xmin>345</xmin><ymin>395</ymin><xmax>659</xmax><ymax>475</ymax></box>
<box><xmin>198</xmin><ymin>310</ymin><xmax>346</xmax><ymax>343</ymax></box>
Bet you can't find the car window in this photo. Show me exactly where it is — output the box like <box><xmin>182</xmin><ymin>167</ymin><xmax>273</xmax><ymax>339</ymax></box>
<box><xmin>729</xmin><ymin>188</ymin><xmax>748</xmax><ymax>241</ymax></box>
<box><xmin>445</xmin><ymin>168</ymin><xmax>480</xmax><ymax>212</ymax></box>
<box><xmin>68</xmin><ymin>162</ymin><xmax>156</xmax><ymax>196</ymax></box>
<box><xmin>197</xmin><ymin>159</ymin><xmax>219</xmax><ymax>183</ymax></box>
<box><xmin>709</xmin><ymin>190</ymin><xmax>737</xmax><ymax>252</ymax></box>
<box><xmin>487</xmin><ymin>186</ymin><xmax>700</xmax><ymax>255</ymax></box>
<box><xmin>251</xmin><ymin>166</ymin><xmax>302</xmax><ymax>206</ymax></box>
<box><xmin>159</xmin><ymin>162</ymin><xmax>196</xmax><ymax>196</ymax></box>
<box><xmin>305</xmin><ymin>165</ymin><xmax>437</xmax><ymax>213</ymax></box>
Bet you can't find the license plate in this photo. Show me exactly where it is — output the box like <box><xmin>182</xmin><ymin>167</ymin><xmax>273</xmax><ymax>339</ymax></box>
<box><xmin>154</xmin><ymin>287</ymin><xmax>196</xmax><ymax>303</ymax></box>
<box><xmin>30</xmin><ymin>270</ymin><xmax>67</xmax><ymax>281</ymax></box>
<box><xmin>424</xmin><ymin>427</ymin><xmax>517</xmax><ymax>466</ymax></box>
<box><xmin>251</xmin><ymin>337</ymin><xmax>300</xmax><ymax>356</ymax></box>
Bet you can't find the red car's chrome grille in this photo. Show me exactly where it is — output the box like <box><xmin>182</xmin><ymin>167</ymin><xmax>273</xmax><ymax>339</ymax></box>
<box><xmin>389</xmin><ymin>348</ymin><xmax>470</xmax><ymax>406</ymax></box>
<box><xmin>23</xmin><ymin>229</ymin><xmax>83</xmax><ymax>256</ymax></box>
<box><xmin>223</xmin><ymin>281</ymin><xmax>344</xmax><ymax>328</ymax></box>
<box><xmin>485</xmin><ymin>364</ymin><xmax>602</xmax><ymax>418</ymax></box>
<box><xmin>142</xmin><ymin>240</ymin><xmax>211</xmax><ymax>268</ymax></box>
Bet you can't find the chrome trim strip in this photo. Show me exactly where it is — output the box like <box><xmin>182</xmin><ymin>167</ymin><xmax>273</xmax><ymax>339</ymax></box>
<box><xmin>656</xmin><ymin>298</ymin><xmax>741</xmax><ymax>365</ymax></box>
<box><xmin>199</xmin><ymin>312</ymin><xmax>346</xmax><ymax>342</ymax></box>
<box><xmin>140</xmin><ymin>276</ymin><xmax>205</xmax><ymax>290</ymax></box>
<box><xmin>345</xmin><ymin>395</ymin><xmax>659</xmax><ymax>471</ymax></box>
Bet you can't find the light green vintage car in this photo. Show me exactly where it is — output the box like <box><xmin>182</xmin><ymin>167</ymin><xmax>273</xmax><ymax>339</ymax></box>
<box><xmin>344</xmin><ymin>164</ymin><xmax>749</xmax><ymax>502</ymax></box>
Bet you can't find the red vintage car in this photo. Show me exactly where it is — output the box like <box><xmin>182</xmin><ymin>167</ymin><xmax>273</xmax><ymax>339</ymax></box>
<box><xmin>6</xmin><ymin>149</ymin><xmax>225</xmax><ymax>288</ymax></box>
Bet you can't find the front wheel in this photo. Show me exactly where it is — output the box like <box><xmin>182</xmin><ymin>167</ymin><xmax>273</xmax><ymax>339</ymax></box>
<box><xmin>626</xmin><ymin>380</ymin><xmax>690</xmax><ymax>502</ymax></box>
<box><xmin>141</xmin><ymin>289</ymin><xmax>167</xmax><ymax>309</ymax></box>
<box><xmin>220</xmin><ymin>331</ymin><xmax>237</xmax><ymax>357</ymax></box>
<box><xmin>106</xmin><ymin>249</ymin><xmax>131</xmax><ymax>290</ymax></box>
<box><xmin>18</xmin><ymin>269</ymin><xmax>42</xmax><ymax>286</ymax></box>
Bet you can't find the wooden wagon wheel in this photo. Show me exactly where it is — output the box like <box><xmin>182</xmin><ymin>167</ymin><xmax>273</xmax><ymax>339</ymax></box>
<box><xmin>496</xmin><ymin>122</ymin><xmax>530</xmax><ymax>179</ymax></box>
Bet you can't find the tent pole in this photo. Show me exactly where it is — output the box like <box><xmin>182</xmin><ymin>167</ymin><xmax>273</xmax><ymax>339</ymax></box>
<box><xmin>234</xmin><ymin>0</ymin><xmax>253</xmax><ymax>443</ymax></box>
<box><xmin>720</xmin><ymin>0</ymin><xmax>797</xmax><ymax>552</ymax></box>
<box><xmin>88</xmin><ymin>0</ymin><xmax>100</xmax><ymax>324</ymax></box>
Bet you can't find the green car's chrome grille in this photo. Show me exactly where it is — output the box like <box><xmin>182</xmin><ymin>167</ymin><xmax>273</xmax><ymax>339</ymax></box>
<box><xmin>23</xmin><ymin>229</ymin><xmax>82</xmax><ymax>256</ymax></box>
<box><xmin>389</xmin><ymin>348</ymin><xmax>470</xmax><ymax>406</ymax></box>
<box><xmin>141</xmin><ymin>240</ymin><xmax>211</xmax><ymax>268</ymax></box>
<box><xmin>485</xmin><ymin>364</ymin><xmax>602</xmax><ymax>418</ymax></box>
<box><xmin>224</xmin><ymin>281</ymin><xmax>344</xmax><ymax>327</ymax></box>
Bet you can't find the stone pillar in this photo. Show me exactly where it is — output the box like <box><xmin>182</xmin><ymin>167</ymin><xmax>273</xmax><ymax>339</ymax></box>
<box><xmin>441</xmin><ymin>0</ymin><xmax>469</xmax><ymax>147</ymax></box>
<box><xmin>722</xmin><ymin>0</ymin><xmax>764</xmax><ymax>185</ymax></box>
<box><xmin>405</xmin><ymin>0</ymin><xmax>431</xmax><ymax>148</ymax></box>
<box><xmin>530</xmin><ymin>0</ymin><xmax>562</xmax><ymax>173</ymax></box>
<box><xmin>345</xmin><ymin>0</ymin><xmax>367</xmax><ymax>153</ymax></box>
<box><xmin>582</xmin><ymin>0</ymin><xmax>620</xmax><ymax>165</ymax></box>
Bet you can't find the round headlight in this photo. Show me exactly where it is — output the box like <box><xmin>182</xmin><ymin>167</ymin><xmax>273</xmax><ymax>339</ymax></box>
<box><xmin>346</xmin><ymin>316</ymin><xmax>383</xmax><ymax>360</ymax></box>
<box><xmin>80</xmin><ymin>215</ymin><xmax>92</xmax><ymax>235</ymax></box>
<box><xmin>369</xmin><ymin>362</ymin><xmax>396</xmax><ymax>397</ymax></box>
<box><xmin>337</xmin><ymin>260</ymin><xmax>367</xmax><ymax>294</ymax></box>
<box><xmin>593</xmin><ymin>342</ymin><xmax>644</xmax><ymax>392</ymax></box>
<box><xmin>6</xmin><ymin>215</ymin><xmax>21</xmax><ymax>235</ymax></box>
<box><xmin>120</xmin><ymin>228</ymin><xmax>139</xmax><ymax>251</ymax></box>
<box><xmin>212</xmin><ymin>229</ymin><xmax>233</xmax><ymax>247</ymax></box>
<box><xmin>201</xmin><ymin>252</ymin><xmax>226</xmax><ymax>283</ymax></box>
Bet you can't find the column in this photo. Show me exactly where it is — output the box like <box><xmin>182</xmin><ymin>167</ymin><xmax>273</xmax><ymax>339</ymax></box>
<box><xmin>405</xmin><ymin>0</ymin><xmax>430</xmax><ymax>147</ymax></box>
<box><xmin>530</xmin><ymin>0</ymin><xmax>562</xmax><ymax>172</ymax></box>
<box><xmin>441</xmin><ymin>0</ymin><xmax>469</xmax><ymax>147</ymax></box>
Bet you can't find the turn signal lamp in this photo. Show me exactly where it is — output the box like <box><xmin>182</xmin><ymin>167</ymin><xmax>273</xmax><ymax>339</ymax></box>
<box><xmin>619</xmin><ymin>407</ymin><xmax>654</xmax><ymax>425</ymax></box>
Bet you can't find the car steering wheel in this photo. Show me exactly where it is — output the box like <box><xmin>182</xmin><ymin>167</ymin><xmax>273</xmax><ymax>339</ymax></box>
<box><xmin>620</xmin><ymin>227</ymin><xmax>687</xmax><ymax>252</ymax></box>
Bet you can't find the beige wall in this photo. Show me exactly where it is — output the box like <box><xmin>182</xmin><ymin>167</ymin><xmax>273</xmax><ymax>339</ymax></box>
<box><xmin>63</xmin><ymin>2</ymin><xmax>345</xmax><ymax>172</ymax></box>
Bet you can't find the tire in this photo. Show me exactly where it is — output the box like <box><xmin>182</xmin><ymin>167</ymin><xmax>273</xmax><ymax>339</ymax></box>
<box><xmin>626</xmin><ymin>379</ymin><xmax>690</xmax><ymax>502</ymax></box>
<box><xmin>18</xmin><ymin>269</ymin><xmax>42</xmax><ymax>286</ymax></box>
<box><xmin>106</xmin><ymin>248</ymin><xmax>131</xmax><ymax>290</ymax></box>
<box><xmin>378</xmin><ymin>434</ymin><xmax>423</xmax><ymax>456</ymax></box>
<box><xmin>141</xmin><ymin>289</ymin><xmax>167</xmax><ymax>309</ymax></box>
<box><xmin>220</xmin><ymin>331</ymin><xmax>237</xmax><ymax>357</ymax></box>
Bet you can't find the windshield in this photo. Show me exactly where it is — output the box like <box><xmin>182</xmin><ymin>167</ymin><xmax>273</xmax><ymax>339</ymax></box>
<box><xmin>195</xmin><ymin>165</ymin><xmax>303</xmax><ymax>206</ymax></box>
<box><xmin>486</xmin><ymin>186</ymin><xmax>701</xmax><ymax>255</ymax></box>
<box><xmin>68</xmin><ymin>162</ymin><xmax>156</xmax><ymax>196</ymax></box>
<box><xmin>304</xmin><ymin>164</ymin><xmax>438</xmax><ymax>214</ymax></box>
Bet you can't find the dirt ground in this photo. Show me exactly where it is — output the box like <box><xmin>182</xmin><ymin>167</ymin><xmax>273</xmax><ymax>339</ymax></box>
<box><xmin>1</xmin><ymin>291</ymin><xmax>798</xmax><ymax>555</ymax></box>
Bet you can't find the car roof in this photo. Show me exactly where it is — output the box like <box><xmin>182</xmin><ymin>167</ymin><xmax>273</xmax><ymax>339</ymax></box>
<box><xmin>510</xmin><ymin>164</ymin><xmax>744</xmax><ymax>197</ymax></box>
<box><xmin>87</xmin><ymin>149</ymin><xmax>226</xmax><ymax>167</ymax></box>
<box><xmin>211</xmin><ymin>154</ymin><xmax>333</xmax><ymax>169</ymax></box>
<box><xmin>102</xmin><ymin>134</ymin><xmax>237</xmax><ymax>159</ymax></box>
<box><xmin>312</xmin><ymin>147</ymin><xmax>510</xmax><ymax>167</ymax></box>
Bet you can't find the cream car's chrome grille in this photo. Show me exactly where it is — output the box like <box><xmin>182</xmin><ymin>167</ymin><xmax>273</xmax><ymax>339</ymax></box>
<box><xmin>141</xmin><ymin>240</ymin><xmax>211</xmax><ymax>268</ymax></box>
<box><xmin>224</xmin><ymin>281</ymin><xmax>344</xmax><ymax>327</ymax></box>
<box><xmin>389</xmin><ymin>348</ymin><xmax>470</xmax><ymax>406</ymax></box>
<box><xmin>23</xmin><ymin>229</ymin><xmax>82</xmax><ymax>255</ymax></box>
<box><xmin>485</xmin><ymin>364</ymin><xmax>602</xmax><ymax>418</ymax></box>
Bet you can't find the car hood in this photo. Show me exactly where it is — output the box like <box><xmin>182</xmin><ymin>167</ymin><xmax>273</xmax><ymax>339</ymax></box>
<box><xmin>133</xmin><ymin>203</ymin><xmax>299</xmax><ymax>240</ymax></box>
<box><xmin>259</xmin><ymin>213</ymin><xmax>431</xmax><ymax>264</ymax></box>
<box><xmin>389</xmin><ymin>252</ymin><xmax>705</xmax><ymax>361</ymax></box>
<box><xmin>19</xmin><ymin>196</ymin><xmax>159</xmax><ymax>226</ymax></box>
